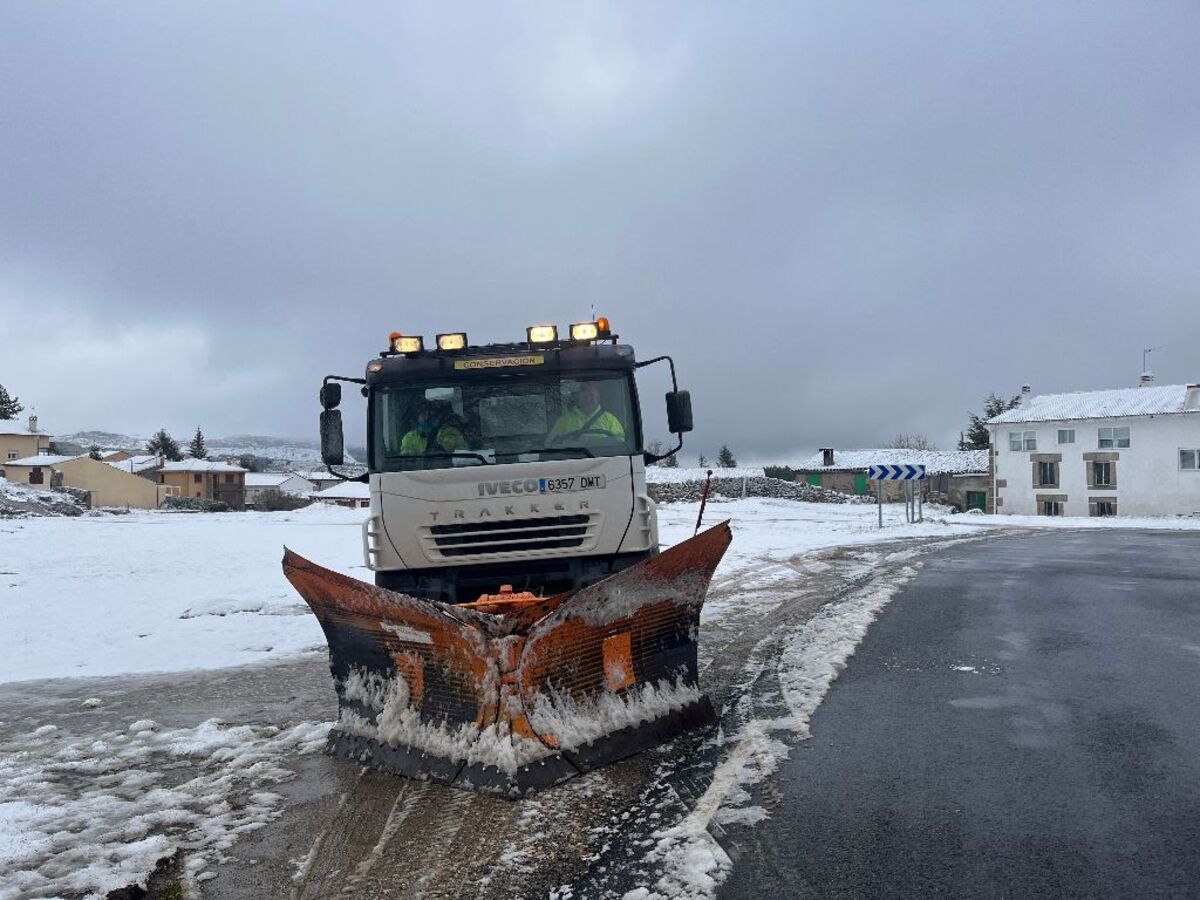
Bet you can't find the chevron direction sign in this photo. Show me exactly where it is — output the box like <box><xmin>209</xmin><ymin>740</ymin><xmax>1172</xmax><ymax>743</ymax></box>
<box><xmin>868</xmin><ymin>463</ymin><xmax>927</xmax><ymax>481</ymax></box>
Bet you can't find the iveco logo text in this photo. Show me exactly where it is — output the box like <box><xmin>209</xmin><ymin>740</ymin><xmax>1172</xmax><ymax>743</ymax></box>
<box><xmin>478</xmin><ymin>478</ymin><xmax>540</xmax><ymax>496</ymax></box>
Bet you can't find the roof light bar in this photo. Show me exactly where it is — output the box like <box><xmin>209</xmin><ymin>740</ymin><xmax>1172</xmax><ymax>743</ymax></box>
<box><xmin>436</xmin><ymin>332</ymin><xmax>468</xmax><ymax>351</ymax></box>
<box><xmin>527</xmin><ymin>324</ymin><xmax>558</xmax><ymax>344</ymax></box>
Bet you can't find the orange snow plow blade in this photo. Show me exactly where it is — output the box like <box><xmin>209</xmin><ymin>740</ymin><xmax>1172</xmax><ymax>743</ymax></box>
<box><xmin>283</xmin><ymin>522</ymin><xmax>732</xmax><ymax>796</ymax></box>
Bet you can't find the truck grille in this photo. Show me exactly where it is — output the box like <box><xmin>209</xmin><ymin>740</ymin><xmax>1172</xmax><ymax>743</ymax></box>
<box><xmin>424</xmin><ymin>514</ymin><xmax>597</xmax><ymax>559</ymax></box>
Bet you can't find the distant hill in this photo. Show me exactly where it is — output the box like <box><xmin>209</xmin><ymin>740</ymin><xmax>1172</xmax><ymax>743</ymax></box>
<box><xmin>55</xmin><ymin>431</ymin><xmax>358</xmax><ymax>469</ymax></box>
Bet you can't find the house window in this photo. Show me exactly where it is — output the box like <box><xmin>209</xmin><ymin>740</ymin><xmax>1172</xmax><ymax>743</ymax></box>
<box><xmin>1037</xmin><ymin>461</ymin><xmax>1058</xmax><ymax>486</ymax></box>
<box><xmin>1093</xmin><ymin>461</ymin><xmax>1112</xmax><ymax>486</ymax></box>
<box><xmin>1181</xmin><ymin>449</ymin><xmax>1199</xmax><ymax>471</ymax></box>
<box><xmin>193</xmin><ymin>473</ymin><xmax>203</xmax><ymax>484</ymax></box>
<box><xmin>1009</xmin><ymin>431</ymin><xmax>1037</xmax><ymax>451</ymax></box>
<box><xmin>5</xmin><ymin>451</ymin><xmax>15</xmax><ymax>461</ymax></box>
<box><xmin>29</xmin><ymin>467</ymin><xmax>44</xmax><ymax>485</ymax></box>
<box><xmin>225</xmin><ymin>473</ymin><xmax>234</xmax><ymax>483</ymax></box>
<box><xmin>1098</xmin><ymin>426</ymin><xmax>1130</xmax><ymax>449</ymax></box>
<box><xmin>1093</xmin><ymin>499</ymin><xmax>1117</xmax><ymax>517</ymax></box>
<box><xmin>1041</xmin><ymin>499</ymin><xmax>1061</xmax><ymax>516</ymax></box>
<box><xmin>1057</xmin><ymin>429</ymin><xmax>1075</xmax><ymax>444</ymax></box>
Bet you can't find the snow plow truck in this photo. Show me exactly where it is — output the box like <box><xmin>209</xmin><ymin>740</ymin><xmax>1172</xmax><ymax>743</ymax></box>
<box><xmin>284</xmin><ymin>319</ymin><xmax>731</xmax><ymax>796</ymax></box>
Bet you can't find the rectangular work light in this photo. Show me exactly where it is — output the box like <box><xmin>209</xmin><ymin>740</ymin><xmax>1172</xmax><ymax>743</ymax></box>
<box><xmin>392</xmin><ymin>334</ymin><xmax>424</xmax><ymax>353</ymax></box>
<box><xmin>527</xmin><ymin>324</ymin><xmax>558</xmax><ymax>344</ymax></box>
<box><xmin>436</xmin><ymin>332</ymin><xmax>468</xmax><ymax>351</ymax></box>
<box><xmin>569</xmin><ymin>321</ymin><xmax>599</xmax><ymax>341</ymax></box>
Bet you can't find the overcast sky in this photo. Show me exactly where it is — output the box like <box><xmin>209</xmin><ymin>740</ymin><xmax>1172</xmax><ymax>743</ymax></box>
<box><xmin>2</xmin><ymin>2</ymin><xmax>1197</xmax><ymax>462</ymax></box>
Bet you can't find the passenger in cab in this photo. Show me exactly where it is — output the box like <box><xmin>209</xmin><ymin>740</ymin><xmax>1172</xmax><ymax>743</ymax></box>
<box><xmin>401</xmin><ymin>402</ymin><xmax>467</xmax><ymax>455</ymax></box>
<box><xmin>548</xmin><ymin>383</ymin><xmax>625</xmax><ymax>444</ymax></box>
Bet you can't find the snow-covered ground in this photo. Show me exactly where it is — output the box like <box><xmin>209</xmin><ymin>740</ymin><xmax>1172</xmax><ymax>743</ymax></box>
<box><xmin>3</xmin><ymin>499</ymin><xmax>1199</xmax><ymax>686</ymax></box>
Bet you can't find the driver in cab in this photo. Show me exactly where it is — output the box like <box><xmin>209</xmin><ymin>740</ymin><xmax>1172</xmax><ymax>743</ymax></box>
<box><xmin>548</xmin><ymin>383</ymin><xmax>625</xmax><ymax>445</ymax></box>
<box><xmin>400</xmin><ymin>402</ymin><xmax>467</xmax><ymax>455</ymax></box>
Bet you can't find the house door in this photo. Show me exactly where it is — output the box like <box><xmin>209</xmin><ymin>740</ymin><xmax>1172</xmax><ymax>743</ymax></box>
<box><xmin>806</xmin><ymin>473</ymin><xmax>822</xmax><ymax>487</ymax></box>
<box><xmin>966</xmin><ymin>490</ymin><xmax>987</xmax><ymax>511</ymax></box>
<box><xmin>854</xmin><ymin>473</ymin><xmax>868</xmax><ymax>495</ymax></box>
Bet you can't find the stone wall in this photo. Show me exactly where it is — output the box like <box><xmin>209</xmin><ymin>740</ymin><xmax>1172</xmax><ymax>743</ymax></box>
<box><xmin>647</xmin><ymin>475</ymin><xmax>854</xmax><ymax>504</ymax></box>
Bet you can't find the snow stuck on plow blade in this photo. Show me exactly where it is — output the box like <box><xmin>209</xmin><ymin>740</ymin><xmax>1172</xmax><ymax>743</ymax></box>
<box><xmin>282</xmin><ymin>521</ymin><xmax>732</xmax><ymax>797</ymax></box>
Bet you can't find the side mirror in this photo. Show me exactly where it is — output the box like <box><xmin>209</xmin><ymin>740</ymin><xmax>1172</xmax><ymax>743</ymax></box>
<box><xmin>666</xmin><ymin>390</ymin><xmax>693</xmax><ymax>434</ymax></box>
<box><xmin>320</xmin><ymin>382</ymin><xmax>342</xmax><ymax>410</ymax></box>
<box><xmin>320</xmin><ymin>409</ymin><xmax>344</xmax><ymax>466</ymax></box>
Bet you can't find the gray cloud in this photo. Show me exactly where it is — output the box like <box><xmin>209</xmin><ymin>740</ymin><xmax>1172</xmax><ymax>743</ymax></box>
<box><xmin>2</xmin><ymin>1</ymin><xmax>1198</xmax><ymax>458</ymax></box>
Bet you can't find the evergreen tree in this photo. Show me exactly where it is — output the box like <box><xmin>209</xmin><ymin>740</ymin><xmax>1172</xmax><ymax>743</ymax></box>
<box><xmin>959</xmin><ymin>393</ymin><xmax>1022</xmax><ymax>450</ymax></box>
<box><xmin>88</xmin><ymin>446</ymin><xmax>103</xmax><ymax>460</ymax></box>
<box><xmin>661</xmin><ymin>450</ymin><xmax>680</xmax><ymax>468</ymax></box>
<box><xmin>189</xmin><ymin>426</ymin><xmax>208</xmax><ymax>459</ymax></box>
<box><xmin>0</xmin><ymin>384</ymin><xmax>23</xmax><ymax>420</ymax></box>
<box><xmin>237</xmin><ymin>454</ymin><xmax>267</xmax><ymax>473</ymax></box>
<box><xmin>147</xmin><ymin>428</ymin><xmax>184</xmax><ymax>461</ymax></box>
<box><xmin>697</xmin><ymin>453</ymin><xmax>708</xmax><ymax>468</ymax></box>
<box><xmin>717</xmin><ymin>445</ymin><xmax>737</xmax><ymax>468</ymax></box>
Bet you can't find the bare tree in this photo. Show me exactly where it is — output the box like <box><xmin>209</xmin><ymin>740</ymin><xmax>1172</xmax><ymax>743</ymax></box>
<box><xmin>886</xmin><ymin>432</ymin><xmax>938</xmax><ymax>451</ymax></box>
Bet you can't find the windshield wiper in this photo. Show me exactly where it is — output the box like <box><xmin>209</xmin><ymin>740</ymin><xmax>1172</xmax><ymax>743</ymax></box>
<box><xmin>514</xmin><ymin>446</ymin><xmax>596</xmax><ymax>459</ymax></box>
<box><xmin>409</xmin><ymin>451</ymin><xmax>492</xmax><ymax>465</ymax></box>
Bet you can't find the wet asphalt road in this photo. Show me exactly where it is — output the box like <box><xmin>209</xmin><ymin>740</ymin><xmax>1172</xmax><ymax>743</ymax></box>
<box><xmin>721</xmin><ymin>530</ymin><xmax>1200</xmax><ymax>899</ymax></box>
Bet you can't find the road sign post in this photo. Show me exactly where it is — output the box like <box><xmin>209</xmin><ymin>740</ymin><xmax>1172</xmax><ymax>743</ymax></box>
<box><xmin>867</xmin><ymin>464</ymin><xmax>928</xmax><ymax>529</ymax></box>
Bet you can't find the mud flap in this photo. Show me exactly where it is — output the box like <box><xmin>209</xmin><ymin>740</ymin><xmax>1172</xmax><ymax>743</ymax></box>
<box><xmin>282</xmin><ymin>522</ymin><xmax>732</xmax><ymax>796</ymax></box>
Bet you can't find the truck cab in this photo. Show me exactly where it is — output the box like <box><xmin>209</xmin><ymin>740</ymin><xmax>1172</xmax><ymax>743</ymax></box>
<box><xmin>319</xmin><ymin>320</ymin><xmax>692</xmax><ymax>603</ymax></box>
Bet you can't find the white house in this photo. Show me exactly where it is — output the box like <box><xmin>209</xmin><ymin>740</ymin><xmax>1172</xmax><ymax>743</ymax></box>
<box><xmin>311</xmin><ymin>480</ymin><xmax>370</xmax><ymax>509</ymax></box>
<box><xmin>244</xmin><ymin>472</ymin><xmax>314</xmax><ymax>506</ymax></box>
<box><xmin>988</xmin><ymin>380</ymin><xmax>1200</xmax><ymax>517</ymax></box>
<box><xmin>295</xmin><ymin>470</ymin><xmax>343</xmax><ymax>493</ymax></box>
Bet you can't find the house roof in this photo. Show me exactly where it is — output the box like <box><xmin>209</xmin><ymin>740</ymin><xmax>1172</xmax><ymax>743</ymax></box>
<box><xmin>294</xmin><ymin>469</ymin><xmax>339</xmax><ymax>481</ymax></box>
<box><xmin>159</xmin><ymin>459</ymin><xmax>247</xmax><ymax>473</ymax></box>
<box><xmin>245</xmin><ymin>472</ymin><xmax>294</xmax><ymax>487</ymax></box>
<box><xmin>4</xmin><ymin>454</ymin><xmax>80</xmax><ymax>466</ymax></box>
<box><xmin>989</xmin><ymin>383</ymin><xmax>1200</xmax><ymax>425</ymax></box>
<box><xmin>313</xmin><ymin>480</ymin><xmax>370</xmax><ymax>499</ymax></box>
<box><xmin>105</xmin><ymin>455</ymin><xmax>162</xmax><ymax>473</ymax></box>
<box><xmin>799</xmin><ymin>448</ymin><xmax>989</xmax><ymax>475</ymax></box>
<box><xmin>0</xmin><ymin>420</ymin><xmax>50</xmax><ymax>437</ymax></box>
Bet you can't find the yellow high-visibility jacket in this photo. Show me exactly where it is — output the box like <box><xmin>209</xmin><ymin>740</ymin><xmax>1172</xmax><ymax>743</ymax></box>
<box><xmin>548</xmin><ymin>407</ymin><xmax>625</xmax><ymax>443</ymax></box>
<box><xmin>399</xmin><ymin>425</ymin><xmax>466</xmax><ymax>456</ymax></box>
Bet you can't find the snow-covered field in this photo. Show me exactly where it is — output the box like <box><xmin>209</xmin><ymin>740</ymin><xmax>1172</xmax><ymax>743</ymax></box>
<box><xmin>3</xmin><ymin>499</ymin><xmax>1200</xmax><ymax>686</ymax></box>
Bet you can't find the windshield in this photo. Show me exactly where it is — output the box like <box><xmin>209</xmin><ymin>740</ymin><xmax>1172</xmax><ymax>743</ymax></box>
<box><xmin>371</xmin><ymin>371</ymin><xmax>640</xmax><ymax>471</ymax></box>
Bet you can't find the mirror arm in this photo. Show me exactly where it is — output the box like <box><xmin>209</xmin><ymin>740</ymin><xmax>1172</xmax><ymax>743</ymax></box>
<box><xmin>636</xmin><ymin>355</ymin><xmax>685</xmax><ymax>465</ymax></box>
<box><xmin>634</xmin><ymin>355</ymin><xmax>679</xmax><ymax>392</ymax></box>
<box><xmin>643</xmin><ymin>432</ymin><xmax>684</xmax><ymax>466</ymax></box>
<box><xmin>321</xmin><ymin>374</ymin><xmax>368</xmax><ymax>481</ymax></box>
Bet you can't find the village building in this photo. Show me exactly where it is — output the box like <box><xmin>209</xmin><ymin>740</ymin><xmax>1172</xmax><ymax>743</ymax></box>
<box><xmin>1</xmin><ymin>454</ymin><xmax>170</xmax><ymax>509</ymax></box>
<box><xmin>158</xmin><ymin>459</ymin><xmax>248</xmax><ymax>509</ymax></box>
<box><xmin>794</xmin><ymin>448</ymin><xmax>991</xmax><ymax>509</ymax></box>
<box><xmin>295</xmin><ymin>470</ymin><xmax>344</xmax><ymax>493</ymax></box>
<box><xmin>311</xmin><ymin>480</ymin><xmax>370</xmax><ymax>509</ymax></box>
<box><xmin>244</xmin><ymin>472</ymin><xmax>314</xmax><ymax>507</ymax></box>
<box><xmin>988</xmin><ymin>380</ymin><xmax>1200</xmax><ymax>517</ymax></box>
<box><xmin>106</xmin><ymin>454</ymin><xmax>164</xmax><ymax>480</ymax></box>
<box><xmin>0</xmin><ymin>415</ymin><xmax>52</xmax><ymax>463</ymax></box>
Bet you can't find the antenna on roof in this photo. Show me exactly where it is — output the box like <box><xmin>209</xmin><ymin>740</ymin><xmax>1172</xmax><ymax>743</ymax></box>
<box><xmin>1141</xmin><ymin>346</ymin><xmax>1162</xmax><ymax>387</ymax></box>
<box><xmin>1143</xmin><ymin>346</ymin><xmax>1161</xmax><ymax>373</ymax></box>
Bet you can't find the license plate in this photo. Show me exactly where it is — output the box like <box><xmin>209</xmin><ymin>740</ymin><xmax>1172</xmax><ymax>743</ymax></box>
<box><xmin>539</xmin><ymin>475</ymin><xmax>605</xmax><ymax>493</ymax></box>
